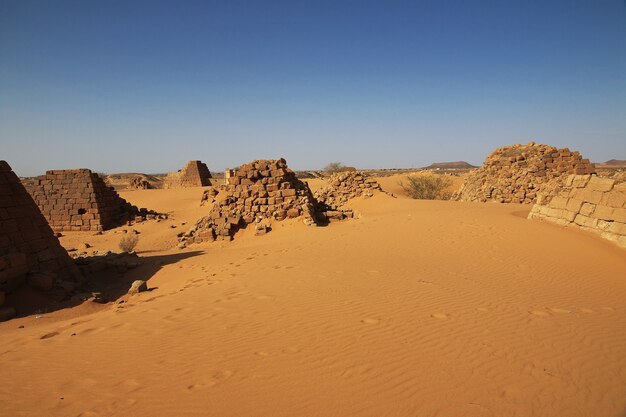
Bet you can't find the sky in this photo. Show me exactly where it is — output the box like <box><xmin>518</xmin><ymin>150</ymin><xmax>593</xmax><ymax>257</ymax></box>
<box><xmin>1</xmin><ymin>0</ymin><xmax>625</xmax><ymax>176</ymax></box>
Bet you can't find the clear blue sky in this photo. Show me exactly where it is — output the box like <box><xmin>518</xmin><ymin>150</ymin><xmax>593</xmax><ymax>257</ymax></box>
<box><xmin>1</xmin><ymin>0</ymin><xmax>625</xmax><ymax>176</ymax></box>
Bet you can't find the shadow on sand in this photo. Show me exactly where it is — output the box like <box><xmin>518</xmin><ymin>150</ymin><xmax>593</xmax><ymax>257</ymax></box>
<box><xmin>8</xmin><ymin>250</ymin><xmax>205</xmax><ymax>318</ymax></box>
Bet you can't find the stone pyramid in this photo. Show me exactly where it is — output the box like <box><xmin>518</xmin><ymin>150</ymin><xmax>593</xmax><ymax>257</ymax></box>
<box><xmin>1</xmin><ymin>161</ymin><xmax>81</xmax><ymax>318</ymax></box>
<box><xmin>164</xmin><ymin>160</ymin><xmax>212</xmax><ymax>188</ymax></box>
<box><xmin>25</xmin><ymin>169</ymin><xmax>143</xmax><ymax>232</ymax></box>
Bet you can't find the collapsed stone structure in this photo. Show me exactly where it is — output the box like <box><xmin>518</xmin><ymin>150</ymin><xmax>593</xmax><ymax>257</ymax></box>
<box><xmin>25</xmin><ymin>169</ymin><xmax>150</xmax><ymax>232</ymax></box>
<box><xmin>454</xmin><ymin>142</ymin><xmax>596</xmax><ymax>204</ymax></box>
<box><xmin>1</xmin><ymin>161</ymin><xmax>82</xmax><ymax>319</ymax></box>
<box><xmin>315</xmin><ymin>171</ymin><xmax>382</xmax><ymax>210</ymax></box>
<box><xmin>164</xmin><ymin>160</ymin><xmax>212</xmax><ymax>188</ymax></box>
<box><xmin>200</xmin><ymin>187</ymin><xmax>219</xmax><ymax>206</ymax></box>
<box><xmin>129</xmin><ymin>176</ymin><xmax>152</xmax><ymax>189</ymax></box>
<box><xmin>528</xmin><ymin>174</ymin><xmax>626</xmax><ymax>248</ymax></box>
<box><xmin>180</xmin><ymin>159</ymin><xmax>317</xmax><ymax>243</ymax></box>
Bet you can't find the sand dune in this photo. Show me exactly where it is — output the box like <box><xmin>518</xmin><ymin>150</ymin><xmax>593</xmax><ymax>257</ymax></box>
<box><xmin>2</xmin><ymin>186</ymin><xmax>626</xmax><ymax>417</ymax></box>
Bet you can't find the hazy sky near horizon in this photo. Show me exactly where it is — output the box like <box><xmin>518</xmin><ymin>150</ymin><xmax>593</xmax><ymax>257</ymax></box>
<box><xmin>1</xmin><ymin>0</ymin><xmax>625</xmax><ymax>177</ymax></box>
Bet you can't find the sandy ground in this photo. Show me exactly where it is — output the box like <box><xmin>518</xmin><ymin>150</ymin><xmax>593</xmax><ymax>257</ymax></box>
<box><xmin>2</xmin><ymin>177</ymin><xmax>626</xmax><ymax>417</ymax></box>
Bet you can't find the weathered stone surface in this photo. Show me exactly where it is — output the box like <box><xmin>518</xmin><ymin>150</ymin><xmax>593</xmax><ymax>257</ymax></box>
<box><xmin>200</xmin><ymin>187</ymin><xmax>219</xmax><ymax>206</ymax></box>
<box><xmin>27</xmin><ymin>272</ymin><xmax>56</xmax><ymax>291</ymax></box>
<box><xmin>164</xmin><ymin>160</ymin><xmax>212</xmax><ymax>188</ymax></box>
<box><xmin>454</xmin><ymin>142</ymin><xmax>595</xmax><ymax>204</ymax></box>
<box><xmin>0</xmin><ymin>306</ymin><xmax>16</xmax><ymax>322</ymax></box>
<box><xmin>529</xmin><ymin>174</ymin><xmax>626</xmax><ymax>248</ymax></box>
<box><xmin>1</xmin><ymin>161</ymin><xmax>81</xmax><ymax>301</ymax></box>
<box><xmin>128</xmin><ymin>280</ymin><xmax>148</xmax><ymax>295</ymax></box>
<box><xmin>23</xmin><ymin>168</ymin><xmax>154</xmax><ymax>232</ymax></box>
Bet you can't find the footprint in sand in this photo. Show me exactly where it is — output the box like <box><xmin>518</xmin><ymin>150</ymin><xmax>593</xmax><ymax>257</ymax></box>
<box><xmin>530</xmin><ymin>310</ymin><xmax>550</xmax><ymax>317</ymax></box>
<box><xmin>187</xmin><ymin>381</ymin><xmax>217</xmax><ymax>390</ymax></box>
<box><xmin>431</xmin><ymin>313</ymin><xmax>448</xmax><ymax>320</ymax></box>
<box><xmin>361</xmin><ymin>318</ymin><xmax>380</xmax><ymax>325</ymax></box>
<box><xmin>40</xmin><ymin>331</ymin><xmax>59</xmax><ymax>340</ymax></box>
<box><xmin>117</xmin><ymin>379</ymin><xmax>143</xmax><ymax>393</ymax></box>
<box><xmin>187</xmin><ymin>370</ymin><xmax>234</xmax><ymax>390</ymax></box>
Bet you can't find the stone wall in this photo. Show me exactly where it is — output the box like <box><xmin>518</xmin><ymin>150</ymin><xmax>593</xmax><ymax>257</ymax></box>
<box><xmin>164</xmin><ymin>160</ymin><xmax>212</xmax><ymax>188</ymax></box>
<box><xmin>180</xmin><ymin>158</ymin><xmax>317</xmax><ymax>244</ymax></box>
<box><xmin>25</xmin><ymin>169</ymin><xmax>146</xmax><ymax>232</ymax></box>
<box><xmin>1</xmin><ymin>161</ymin><xmax>81</xmax><ymax>319</ymax></box>
<box><xmin>454</xmin><ymin>142</ymin><xmax>595</xmax><ymax>204</ymax></box>
<box><xmin>528</xmin><ymin>174</ymin><xmax>626</xmax><ymax>248</ymax></box>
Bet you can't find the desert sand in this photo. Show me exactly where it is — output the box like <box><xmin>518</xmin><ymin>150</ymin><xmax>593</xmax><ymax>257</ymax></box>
<box><xmin>2</xmin><ymin>174</ymin><xmax>626</xmax><ymax>417</ymax></box>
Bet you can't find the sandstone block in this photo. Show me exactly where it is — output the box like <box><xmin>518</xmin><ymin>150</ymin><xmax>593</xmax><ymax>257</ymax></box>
<box><xmin>550</xmin><ymin>196</ymin><xmax>568</xmax><ymax>210</ymax></box>
<box><xmin>592</xmin><ymin>205</ymin><xmax>614</xmax><ymax>221</ymax></box>
<box><xmin>128</xmin><ymin>280</ymin><xmax>148</xmax><ymax>295</ymax></box>
<box><xmin>574</xmin><ymin>214</ymin><xmax>598</xmax><ymax>228</ymax></box>
<box><xmin>580</xmin><ymin>203</ymin><xmax>595</xmax><ymax>216</ymax></box>
<box><xmin>588</xmin><ymin>176</ymin><xmax>615</xmax><ymax>192</ymax></box>
<box><xmin>565</xmin><ymin>198</ymin><xmax>583</xmax><ymax>213</ymax></box>
<box><xmin>571</xmin><ymin>175</ymin><xmax>590</xmax><ymax>188</ymax></box>
<box><xmin>606</xmin><ymin>191</ymin><xmax>626</xmax><ymax>209</ymax></box>
<box><xmin>613</xmin><ymin>208</ymin><xmax>626</xmax><ymax>223</ymax></box>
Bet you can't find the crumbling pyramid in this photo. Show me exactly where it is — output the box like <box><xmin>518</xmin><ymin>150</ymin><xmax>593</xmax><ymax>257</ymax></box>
<box><xmin>25</xmin><ymin>169</ymin><xmax>147</xmax><ymax>232</ymax></box>
<box><xmin>315</xmin><ymin>171</ymin><xmax>382</xmax><ymax>210</ymax></box>
<box><xmin>180</xmin><ymin>158</ymin><xmax>317</xmax><ymax>244</ymax></box>
<box><xmin>1</xmin><ymin>161</ymin><xmax>81</xmax><ymax>317</ymax></box>
<box><xmin>454</xmin><ymin>142</ymin><xmax>596</xmax><ymax>204</ymax></box>
<box><xmin>164</xmin><ymin>160</ymin><xmax>212</xmax><ymax>188</ymax></box>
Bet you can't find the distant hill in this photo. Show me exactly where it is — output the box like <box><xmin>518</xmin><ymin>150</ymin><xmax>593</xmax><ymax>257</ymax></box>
<box><xmin>597</xmin><ymin>159</ymin><xmax>626</xmax><ymax>167</ymax></box>
<box><xmin>423</xmin><ymin>161</ymin><xmax>477</xmax><ymax>170</ymax></box>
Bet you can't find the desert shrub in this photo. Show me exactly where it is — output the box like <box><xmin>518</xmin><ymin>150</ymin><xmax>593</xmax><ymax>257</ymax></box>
<box><xmin>400</xmin><ymin>173</ymin><xmax>453</xmax><ymax>200</ymax></box>
<box><xmin>323</xmin><ymin>162</ymin><xmax>345</xmax><ymax>173</ymax></box>
<box><xmin>119</xmin><ymin>235</ymin><xmax>139</xmax><ymax>253</ymax></box>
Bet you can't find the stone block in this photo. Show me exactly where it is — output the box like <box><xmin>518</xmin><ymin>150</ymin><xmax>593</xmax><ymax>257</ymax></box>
<box><xmin>613</xmin><ymin>208</ymin><xmax>626</xmax><ymax>223</ymax></box>
<box><xmin>580</xmin><ymin>203</ymin><xmax>595</xmax><ymax>216</ymax></box>
<box><xmin>587</xmin><ymin>176</ymin><xmax>615</xmax><ymax>192</ymax></box>
<box><xmin>565</xmin><ymin>198</ymin><xmax>583</xmax><ymax>213</ymax></box>
<box><xmin>550</xmin><ymin>196</ymin><xmax>568</xmax><ymax>210</ymax></box>
<box><xmin>574</xmin><ymin>214</ymin><xmax>598</xmax><ymax>228</ymax></box>
<box><xmin>606</xmin><ymin>191</ymin><xmax>626</xmax><ymax>209</ymax></box>
<box><xmin>571</xmin><ymin>175</ymin><xmax>591</xmax><ymax>188</ymax></box>
<box><xmin>592</xmin><ymin>205</ymin><xmax>614</xmax><ymax>221</ymax></box>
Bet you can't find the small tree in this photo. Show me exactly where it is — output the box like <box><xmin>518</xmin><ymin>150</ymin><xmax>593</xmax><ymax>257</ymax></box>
<box><xmin>400</xmin><ymin>173</ymin><xmax>453</xmax><ymax>200</ymax></box>
<box><xmin>119</xmin><ymin>235</ymin><xmax>139</xmax><ymax>253</ymax></box>
<box><xmin>324</xmin><ymin>162</ymin><xmax>345</xmax><ymax>173</ymax></box>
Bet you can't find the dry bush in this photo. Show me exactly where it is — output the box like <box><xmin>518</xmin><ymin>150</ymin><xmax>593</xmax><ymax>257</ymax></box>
<box><xmin>400</xmin><ymin>173</ymin><xmax>453</xmax><ymax>200</ymax></box>
<box><xmin>324</xmin><ymin>162</ymin><xmax>345</xmax><ymax>173</ymax></box>
<box><xmin>119</xmin><ymin>235</ymin><xmax>139</xmax><ymax>253</ymax></box>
